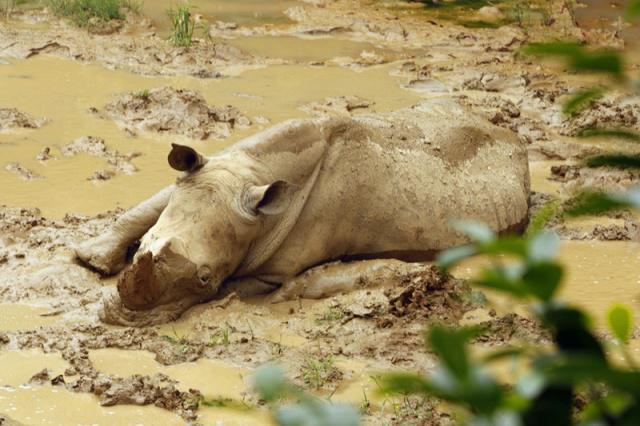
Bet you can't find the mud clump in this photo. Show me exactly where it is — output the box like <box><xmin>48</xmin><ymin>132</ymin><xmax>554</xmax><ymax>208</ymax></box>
<box><xmin>61</xmin><ymin>136</ymin><xmax>140</xmax><ymax>178</ymax></box>
<box><xmin>384</xmin><ymin>267</ymin><xmax>471</xmax><ymax>323</ymax></box>
<box><xmin>474</xmin><ymin>313</ymin><xmax>550</xmax><ymax>345</ymax></box>
<box><xmin>300</xmin><ymin>95</ymin><xmax>373</xmax><ymax>117</ymax></box>
<box><xmin>0</xmin><ymin>107</ymin><xmax>47</xmax><ymax>130</ymax></box>
<box><xmin>5</xmin><ymin>162</ymin><xmax>42</xmax><ymax>180</ymax></box>
<box><xmin>100</xmin><ymin>87</ymin><xmax>251</xmax><ymax>140</ymax></box>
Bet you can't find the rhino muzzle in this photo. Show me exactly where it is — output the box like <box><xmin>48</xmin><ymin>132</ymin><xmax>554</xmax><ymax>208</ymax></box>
<box><xmin>117</xmin><ymin>251</ymin><xmax>162</xmax><ymax>310</ymax></box>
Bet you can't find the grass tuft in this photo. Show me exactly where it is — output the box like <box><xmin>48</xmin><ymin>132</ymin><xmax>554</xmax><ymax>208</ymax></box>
<box><xmin>167</xmin><ymin>3</ymin><xmax>194</xmax><ymax>47</ymax></box>
<box><xmin>47</xmin><ymin>0</ymin><xmax>140</xmax><ymax>28</ymax></box>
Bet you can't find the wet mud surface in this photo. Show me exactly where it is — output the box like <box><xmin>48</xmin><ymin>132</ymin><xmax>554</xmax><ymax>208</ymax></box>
<box><xmin>1</xmin><ymin>0</ymin><xmax>640</xmax><ymax>424</ymax></box>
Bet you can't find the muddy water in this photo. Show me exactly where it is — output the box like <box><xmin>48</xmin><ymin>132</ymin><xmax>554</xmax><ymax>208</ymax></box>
<box><xmin>0</xmin><ymin>350</ymin><xmax>68</xmax><ymax>387</ymax></box>
<box><xmin>0</xmin><ymin>386</ymin><xmax>185</xmax><ymax>425</ymax></box>
<box><xmin>0</xmin><ymin>56</ymin><xmax>418</xmax><ymax>218</ymax></box>
<box><xmin>0</xmin><ymin>304</ymin><xmax>56</xmax><ymax>331</ymax></box>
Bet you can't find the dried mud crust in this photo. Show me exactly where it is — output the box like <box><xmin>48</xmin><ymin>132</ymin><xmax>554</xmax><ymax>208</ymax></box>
<box><xmin>0</xmin><ymin>107</ymin><xmax>48</xmax><ymax>130</ymax></box>
<box><xmin>97</xmin><ymin>87</ymin><xmax>251</xmax><ymax>140</ymax></box>
<box><xmin>0</xmin><ymin>12</ymin><xmax>257</xmax><ymax>77</ymax></box>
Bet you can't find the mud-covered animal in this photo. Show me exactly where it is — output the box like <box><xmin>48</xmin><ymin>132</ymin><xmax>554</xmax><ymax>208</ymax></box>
<box><xmin>76</xmin><ymin>100</ymin><xmax>530</xmax><ymax>325</ymax></box>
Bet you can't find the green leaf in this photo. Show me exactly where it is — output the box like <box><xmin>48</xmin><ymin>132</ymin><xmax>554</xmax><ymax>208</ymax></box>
<box><xmin>578</xmin><ymin>128</ymin><xmax>640</xmax><ymax>142</ymax></box>
<box><xmin>451</xmin><ymin>220</ymin><xmax>495</xmax><ymax>243</ymax></box>
<box><xmin>526</xmin><ymin>199</ymin><xmax>562</xmax><ymax>236</ymax></box>
<box><xmin>428</xmin><ymin>326</ymin><xmax>475</xmax><ymax>379</ymax></box>
<box><xmin>478</xmin><ymin>237</ymin><xmax>528</xmax><ymax>258</ymax></box>
<box><xmin>522</xmin><ymin>262</ymin><xmax>563</xmax><ymax>301</ymax></box>
<box><xmin>563</xmin><ymin>87</ymin><xmax>604</xmax><ymax>116</ymax></box>
<box><xmin>473</xmin><ymin>265</ymin><xmax>528</xmax><ymax>299</ymax></box>
<box><xmin>527</xmin><ymin>232</ymin><xmax>560</xmax><ymax>262</ymax></box>
<box><xmin>523</xmin><ymin>42</ymin><xmax>583</xmax><ymax>58</ymax></box>
<box><xmin>584</xmin><ymin>154</ymin><xmax>640</xmax><ymax>169</ymax></box>
<box><xmin>437</xmin><ymin>244</ymin><xmax>477</xmax><ymax>270</ymax></box>
<box><xmin>570</xmin><ymin>50</ymin><xmax>624</xmax><ymax>77</ymax></box>
<box><xmin>626</xmin><ymin>0</ymin><xmax>640</xmax><ymax>21</ymax></box>
<box><xmin>608</xmin><ymin>304</ymin><xmax>633</xmax><ymax>344</ymax></box>
<box><xmin>252</xmin><ymin>364</ymin><xmax>288</xmax><ymax>402</ymax></box>
<box><xmin>564</xmin><ymin>191</ymin><xmax>631</xmax><ymax>216</ymax></box>
<box><xmin>377</xmin><ymin>373</ymin><xmax>433</xmax><ymax>395</ymax></box>
<box><xmin>481</xmin><ymin>347</ymin><xmax>526</xmax><ymax>363</ymax></box>
<box><xmin>523</xmin><ymin>42</ymin><xmax>624</xmax><ymax>78</ymax></box>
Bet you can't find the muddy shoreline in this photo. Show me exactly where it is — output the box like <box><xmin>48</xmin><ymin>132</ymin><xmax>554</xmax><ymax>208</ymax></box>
<box><xmin>1</xmin><ymin>0</ymin><xmax>640</xmax><ymax>424</ymax></box>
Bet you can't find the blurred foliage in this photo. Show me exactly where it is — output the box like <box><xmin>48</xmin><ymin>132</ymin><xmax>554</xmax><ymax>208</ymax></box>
<box><xmin>252</xmin><ymin>364</ymin><xmax>360</xmax><ymax>426</ymax></box>
<box><xmin>379</xmin><ymin>223</ymin><xmax>640</xmax><ymax>425</ymax></box>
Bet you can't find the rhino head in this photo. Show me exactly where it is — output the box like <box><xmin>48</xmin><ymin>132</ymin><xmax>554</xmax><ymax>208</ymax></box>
<box><xmin>110</xmin><ymin>143</ymin><xmax>294</xmax><ymax>320</ymax></box>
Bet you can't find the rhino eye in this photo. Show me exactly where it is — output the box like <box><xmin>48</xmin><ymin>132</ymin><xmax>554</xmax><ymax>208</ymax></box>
<box><xmin>197</xmin><ymin>265</ymin><xmax>212</xmax><ymax>286</ymax></box>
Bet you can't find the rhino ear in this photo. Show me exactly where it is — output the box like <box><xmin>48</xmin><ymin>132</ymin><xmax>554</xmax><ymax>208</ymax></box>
<box><xmin>245</xmin><ymin>180</ymin><xmax>294</xmax><ymax>216</ymax></box>
<box><xmin>168</xmin><ymin>143</ymin><xmax>208</xmax><ymax>172</ymax></box>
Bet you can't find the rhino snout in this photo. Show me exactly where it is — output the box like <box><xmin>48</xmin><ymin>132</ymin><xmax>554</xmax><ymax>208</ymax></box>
<box><xmin>117</xmin><ymin>251</ymin><xmax>162</xmax><ymax>310</ymax></box>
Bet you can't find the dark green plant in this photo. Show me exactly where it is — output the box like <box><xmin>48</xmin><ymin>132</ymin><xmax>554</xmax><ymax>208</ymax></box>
<box><xmin>380</xmin><ymin>222</ymin><xmax>640</xmax><ymax>425</ymax></box>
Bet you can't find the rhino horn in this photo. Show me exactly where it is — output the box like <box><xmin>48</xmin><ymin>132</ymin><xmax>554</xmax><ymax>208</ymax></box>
<box><xmin>117</xmin><ymin>251</ymin><xmax>162</xmax><ymax>310</ymax></box>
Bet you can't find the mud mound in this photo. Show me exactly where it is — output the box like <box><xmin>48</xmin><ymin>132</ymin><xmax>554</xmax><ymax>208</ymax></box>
<box><xmin>559</xmin><ymin>99</ymin><xmax>640</xmax><ymax>137</ymax></box>
<box><xmin>474</xmin><ymin>313</ymin><xmax>550</xmax><ymax>345</ymax></box>
<box><xmin>384</xmin><ymin>267</ymin><xmax>471</xmax><ymax>323</ymax></box>
<box><xmin>100</xmin><ymin>87</ymin><xmax>250</xmax><ymax>140</ymax></box>
<box><xmin>0</xmin><ymin>107</ymin><xmax>47</xmax><ymax>130</ymax></box>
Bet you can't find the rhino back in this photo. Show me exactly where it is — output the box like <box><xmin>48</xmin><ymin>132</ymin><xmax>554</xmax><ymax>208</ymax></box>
<box><xmin>252</xmin><ymin>101</ymin><xmax>530</xmax><ymax>278</ymax></box>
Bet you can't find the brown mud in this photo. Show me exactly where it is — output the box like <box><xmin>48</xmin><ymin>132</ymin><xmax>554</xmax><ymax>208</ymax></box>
<box><xmin>1</xmin><ymin>0</ymin><xmax>640</xmax><ymax>424</ymax></box>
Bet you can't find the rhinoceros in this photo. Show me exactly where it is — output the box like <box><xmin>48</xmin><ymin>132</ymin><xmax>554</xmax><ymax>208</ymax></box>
<box><xmin>76</xmin><ymin>100</ymin><xmax>530</xmax><ymax>325</ymax></box>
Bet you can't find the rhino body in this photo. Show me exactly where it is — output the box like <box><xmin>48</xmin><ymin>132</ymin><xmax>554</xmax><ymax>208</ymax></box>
<box><xmin>77</xmin><ymin>100</ymin><xmax>530</xmax><ymax>325</ymax></box>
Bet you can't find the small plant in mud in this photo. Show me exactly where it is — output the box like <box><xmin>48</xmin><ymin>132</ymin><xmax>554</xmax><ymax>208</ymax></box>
<box><xmin>161</xmin><ymin>327</ymin><xmax>192</xmax><ymax>354</ymax></box>
<box><xmin>315</xmin><ymin>307</ymin><xmax>345</xmax><ymax>324</ymax></box>
<box><xmin>377</xmin><ymin>221</ymin><xmax>640</xmax><ymax>425</ymax></box>
<box><xmin>252</xmin><ymin>364</ymin><xmax>359</xmax><ymax>426</ymax></box>
<box><xmin>208</xmin><ymin>326</ymin><xmax>231</xmax><ymax>346</ymax></box>
<box><xmin>301</xmin><ymin>354</ymin><xmax>338</xmax><ymax>390</ymax></box>
<box><xmin>167</xmin><ymin>3</ymin><xmax>195</xmax><ymax>47</ymax></box>
<box><xmin>132</xmin><ymin>89</ymin><xmax>150</xmax><ymax>100</ymax></box>
<box><xmin>47</xmin><ymin>0</ymin><xmax>140</xmax><ymax>29</ymax></box>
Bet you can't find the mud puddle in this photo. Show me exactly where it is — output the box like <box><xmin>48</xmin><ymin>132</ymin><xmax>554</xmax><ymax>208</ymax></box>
<box><xmin>0</xmin><ymin>56</ymin><xmax>418</xmax><ymax>218</ymax></box>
